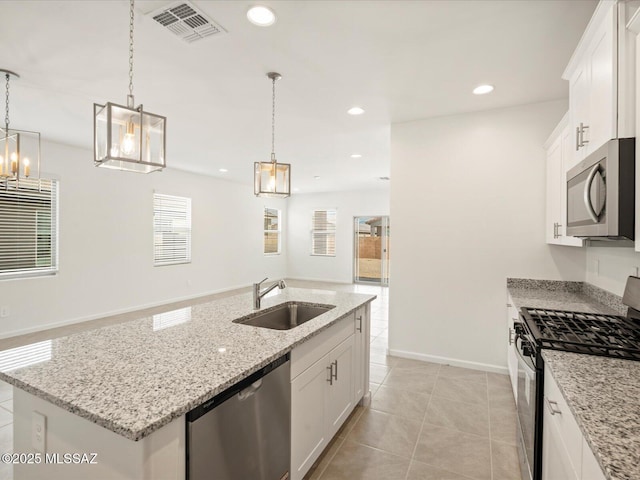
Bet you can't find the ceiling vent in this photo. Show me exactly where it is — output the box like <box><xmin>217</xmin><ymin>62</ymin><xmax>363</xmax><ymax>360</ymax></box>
<box><xmin>148</xmin><ymin>1</ymin><xmax>227</xmax><ymax>44</ymax></box>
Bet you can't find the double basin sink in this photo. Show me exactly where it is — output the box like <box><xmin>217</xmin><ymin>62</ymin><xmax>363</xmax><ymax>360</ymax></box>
<box><xmin>234</xmin><ymin>302</ymin><xmax>335</xmax><ymax>330</ymax></box>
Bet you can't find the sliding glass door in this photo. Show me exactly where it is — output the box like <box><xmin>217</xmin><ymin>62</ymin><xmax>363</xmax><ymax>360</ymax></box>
<box><xmin>353</xmin><ymin>216</ymin><xmax>390</xmax><ymax>285</ymax></box>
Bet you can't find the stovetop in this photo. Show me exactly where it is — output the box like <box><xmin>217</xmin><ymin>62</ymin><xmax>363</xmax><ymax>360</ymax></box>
<box><xmin>521</xmin><ymin>307</ymin><xmax>640</xmax><ymax>361</ymax></box>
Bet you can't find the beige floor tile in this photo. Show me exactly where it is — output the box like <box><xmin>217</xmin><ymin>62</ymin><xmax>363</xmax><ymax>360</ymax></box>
<box><xmin>369</xmin><ymin>382</ymin><xmax>381</xmax><ymax>397</ymax></box>
<box><xmin>487</xmin><ymin>372</ymin><xmax>511</xmax><ymax>390</ymax></box>
<box><xmin>371</xmin><ymin>385</ymin><xmax>430</xmax><ymax>419</ymax></box>
<box><xmin>414</xmin><ymin>425</ymin><xmax>492</xmax><ymax>480</ymax></box>
<box><xmin>488</xmin><ymin>384</ymin><xmax>516</xmax><ymax>411</ymax></box>
<box><xmin>489</xmin><ymin>407</ymin><xmax>517</xmax><ymax>446</ymax></box>
<box><xmin>347</xmin><ymin>409</ymin><xmax>422</xmax><ymax>459</ymax></box>
<box><xmin>319</xmin><ymin>440</ymin><xmax>410</xmax><ymax>480</ymax></box>
<box><xmin>439</xmin><ymin>365</ymin><xmax>488</xmax><ymax>384</ymax></box>
<box><xmin>369</xmin><ymin>351</ymin><xmax>398</xmax><ymax>367</ymax></box>
<box><xmin>0</xmin><ymin>462</ymin><xmax>12</xmax><ymax>480</ymax></box>
<box><xmin>0</xmin><ymin>409</ymin><xmax>11</xmax><ymax>429</ymax></box>
<box><xmin>432</xmin><ymin>377</ymin><xmax>488</xmax><ymax>405</ymax></box>
<box><xmin>336</xmin><ymin>406</ymin><xmax>365</xmax><ymax>439</ymax></box>
<box><xmin>0</xmin><ymin>423</ymin><xmax>12</xmax><ymax>454</ymax></box>
<box><xmin>369</xmin><ymin>344</ymin><xmax>388</xmax><ymax>356</ymax></box>
<box><xmin>407</xmin><ymin>460</ymin><xmax>478</xmax><ymax>480</ymax></box>
<box><xmin>424</xmin><ymin>396</ymin><xmax>490</xmax><ymax>438</ymax></box>
<box><xmin>393</xmin><ymin>358</ymin><xmax>441</xmax><ymax>374</ymax></box>
<box><xmin>369</xmin><ymin>363</ymin><xmax>391</xmax><ymax>384</ymax></box>
<box><xmin>491</xmin><ymin>440</ymin><xmax>522</xmax><ymax>480</ymax></box>
<box><xmin>0</xmin><ymin>382</ymin><xmax>12</xmax><ymax>403</ymax></box>
<box><xmin>383</xmin><ymin>369</ymin><xmax>438</xmax><ymax>396</ymax></box>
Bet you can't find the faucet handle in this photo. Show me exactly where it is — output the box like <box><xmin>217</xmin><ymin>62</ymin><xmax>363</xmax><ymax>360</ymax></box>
<box><xmin>256</xmin><ymin>277</ymin><xmax>268</xmax><ymax>286</ymax></box>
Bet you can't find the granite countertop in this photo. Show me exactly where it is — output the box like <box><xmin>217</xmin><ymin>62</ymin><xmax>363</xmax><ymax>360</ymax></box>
<box><xmin>542</xmin><ymin>351</ymin><xmax>640</xmax><ymax>480</ymax></box>
<box><xmin>507</xmin><ymin>278</ymin><xmax>638</xmax><ymax>480</ymax></box>
<box><xmin>0</xmin><ymin>288</ymin><xmax>375</xmax><ymax>441</ymax></box>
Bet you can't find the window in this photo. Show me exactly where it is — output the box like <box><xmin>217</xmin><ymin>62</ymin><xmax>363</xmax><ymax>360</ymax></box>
<box><xmin>153</xmin><ymin>193</ymin><xmax>191</xmax><ymax>266</ymax></box>
<box><xmin>311</xmin><ymin>209</ymin><xmax>336</xmax><ymax>256</ymax></box>
<box><xmin>0</xmin><ymin>178</ymin><xmax>58</xmax><ymax>279</ymax></box>
<box><xmin>264</xmin><ymin>207</ymin><xmax>281</xmax><ymax>255</ymax></box>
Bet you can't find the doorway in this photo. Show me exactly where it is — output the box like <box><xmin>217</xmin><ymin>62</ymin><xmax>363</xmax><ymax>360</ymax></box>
<box><xmin>353</xmin><ymin>216</ymin><xmax>390</xmax><ymax>285</ymax></box>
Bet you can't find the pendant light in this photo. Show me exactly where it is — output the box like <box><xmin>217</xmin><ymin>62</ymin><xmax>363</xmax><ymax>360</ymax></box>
<box><xmin>254</xmin><ymin>72</ymin><xmax>291</xmax><ymax>197</ymax></box>
<box><xmin>93</xmin><ymin>0</ymin><xmax>166</xmax><ymax>173</ymax></box>
<box><xmin>0</xmin><ymin>69</ymin><xmax>41</xmax><ymax>187</ymax></box>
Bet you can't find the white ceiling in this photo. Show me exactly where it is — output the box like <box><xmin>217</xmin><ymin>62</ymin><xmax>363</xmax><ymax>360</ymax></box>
<box><xmin>0</xmin><ymin>0</ymin><xmax>597</xmax><ymax>193</ymax></box>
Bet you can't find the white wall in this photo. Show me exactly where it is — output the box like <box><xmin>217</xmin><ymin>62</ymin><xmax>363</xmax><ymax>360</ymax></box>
<box><xmin>389</xmin><ymin>100</ymin><xmax>587</xmax><ymax>371</ymax></box>
<box><xmin>0</xmin><ymin>140</ymin><xmax>287</xmax><ymax>337</ymax></box>
<box><xmin>586</xmin><ymin>246</ymin><xmax>640</xmax><ymax>296</ymax></box>
<box><xmin>287</xmin><ymin>190</ymin><xmax>390</xmax><ymax>283</ymax></box>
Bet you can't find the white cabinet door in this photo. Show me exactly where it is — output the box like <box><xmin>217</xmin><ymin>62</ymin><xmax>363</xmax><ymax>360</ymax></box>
<box><xmin>506</xmin><ymin>297</ymin><xmax>519</xmax><ymax>402</ymax></box>
<box><xmin>542</xmin><ymin>404</ymin><xmax>580</xmax><ymax>480</ymax></box>
<box><xmin>581</xmin><ymin>438</ymin><xmax>607</xmax><ymax>480</ymax></box>
<box><xmin>291</xmin><ymin>356</ymin><xmax>330</xmax><ymax>480</ymax></box>
<box><xmin>569</xmin><ymin>64</ymin><xmax>590</xmax><ymax>166</ymax></box>
<box><xmin>327</xmin><ymin>335</ymin><xmax>355</xmax><ymax>438</ymax></box>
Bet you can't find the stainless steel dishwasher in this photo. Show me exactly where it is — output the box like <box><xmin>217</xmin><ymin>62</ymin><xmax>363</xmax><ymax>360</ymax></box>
<box><xmin>186</xmin><ymin>354</ymin><xmax>291</xmax><ymax>480</ymax></box>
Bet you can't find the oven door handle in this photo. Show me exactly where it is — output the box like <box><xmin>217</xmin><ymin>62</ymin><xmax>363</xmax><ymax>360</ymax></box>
<box><xmin>583</xmin><ymin>164</ymin><xmax>601</xmax><ymax>223</ymax></box>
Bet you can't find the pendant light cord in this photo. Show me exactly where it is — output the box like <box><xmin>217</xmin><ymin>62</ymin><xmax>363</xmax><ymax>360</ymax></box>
<box><xmin>4</xmin><ymin>73</ymin><xmax>9</xmax><ymax>133</ymax></box>
<box><xmin>128</xmin><ymin>0</ymin><xmax>135</xmax><ymax>107</ymax></box>
<box><xmin>271</xmin><ymin>75</ymin><xmax>276</xmax><ymax>161</ymax></box>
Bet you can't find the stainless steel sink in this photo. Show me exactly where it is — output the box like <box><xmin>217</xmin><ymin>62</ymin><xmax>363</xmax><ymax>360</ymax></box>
<box><xmin>234</xmin><ymin>302</ymin><xmax>335</xmax><ymax>330</ymax></box>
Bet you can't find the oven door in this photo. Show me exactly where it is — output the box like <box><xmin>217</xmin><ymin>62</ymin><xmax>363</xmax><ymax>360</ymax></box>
<box><xmin>515</xmin><ymin>336</ymin><xmax>537</xmax><ymax>480</ymax></box>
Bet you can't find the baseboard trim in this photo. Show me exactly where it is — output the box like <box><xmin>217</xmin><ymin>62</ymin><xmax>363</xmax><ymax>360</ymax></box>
<box><xmin>388</xmin><ymin>348</ymin><xmax>508</xmax><ymax>375</ymax></box>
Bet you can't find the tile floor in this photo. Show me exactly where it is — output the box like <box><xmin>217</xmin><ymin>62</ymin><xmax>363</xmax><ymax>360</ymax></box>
<box><xmin>292</xmin><ymin>281</ymin><xmax>522</xmax><ymax>480</ymax></box>
<box><xmin>0</xmin><ymin>280</ymin><xmax>521</xmax><ymax>480</ymax></box>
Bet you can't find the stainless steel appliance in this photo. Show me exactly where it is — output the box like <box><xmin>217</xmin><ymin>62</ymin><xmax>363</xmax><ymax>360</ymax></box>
<box><xmin>186</xmin><ymin>354</ymin><xmax>291</xmax><ymax>480</ymax></box>
<box><xmin>514</xmin><ymin>276</ymin><xmax>640</xmax><ymax>480</ymax></box>
<box><xmin>566</xmin><ymin>138</ymin><xmax>635</xmax><ymax>240</ymax></box>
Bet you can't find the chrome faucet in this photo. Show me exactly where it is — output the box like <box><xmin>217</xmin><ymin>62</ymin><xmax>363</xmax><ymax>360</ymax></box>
<box><xmin>253</xmin><ymin>277</ymin><xmax>287</xmax><ymax>309</ymax></box>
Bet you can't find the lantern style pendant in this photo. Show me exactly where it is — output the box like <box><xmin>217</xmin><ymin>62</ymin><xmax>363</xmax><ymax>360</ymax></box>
<box><xmin>254</xmin><ymin>72</ymin><xmax>291</xmax><ymax>197</ymax></box>
<box><xmin>0</xmin><ymin>69</ymin><xmax>41</xmax><ymax>186</ymax></box>
<box><xmin>93</xmin><ymin>0</ymin><xmax>166</xmax><ymax>173</ymax></box>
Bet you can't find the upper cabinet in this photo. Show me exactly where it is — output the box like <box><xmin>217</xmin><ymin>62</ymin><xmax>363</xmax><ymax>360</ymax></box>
<box><xmin>563</xmin><ymin>0</ymin><xmax>636</xmax><ymax>171</ymax></box>
<box><xmin>545</xmin><ymin>113</ymin><xmax>584</xmax><ymax>247</ymax></box>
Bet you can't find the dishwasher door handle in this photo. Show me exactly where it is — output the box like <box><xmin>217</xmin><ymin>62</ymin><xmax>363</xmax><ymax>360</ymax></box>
<box><xmin>238</xmin><ymin>379</ymin><xmax>263</xmax><ymax>400</ymax></box>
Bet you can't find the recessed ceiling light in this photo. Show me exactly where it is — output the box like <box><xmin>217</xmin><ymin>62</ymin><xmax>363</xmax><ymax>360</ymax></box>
<box><xmin>293</xmin><ymin>187</ymin><xmax>300</xmax><ymax>192</ymax></box>
<box><xmin>347</xmin><ymin>106</ymin><xmax>365</xmax><ymax>115</ymax></box>
<box><xmin>350</xmin><ymin>154</ymin><xmax>362</xmax><ymax>159</ymax></box>
<box><xmin>473</xmin><ymin>84</ymin><xmax>494</xmax><ymax>95</ymax></box>
<box><xmin>247</xmin><ymin>5</ymin><xmax>276</xmax><ymax>26</ymax></box>
<box><xmin>314</xmin><ymin>176</ymin><xmax>321</xmax><ymax>180</ymax></box>
<box><xmin>219</xmin><ymin>168</ymin><xmax>228</xmax><ymax>172</ymax></box>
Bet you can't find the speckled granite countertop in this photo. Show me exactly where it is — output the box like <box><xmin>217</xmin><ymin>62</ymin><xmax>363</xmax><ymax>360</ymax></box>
<box><xmin>507</xmin><ymin>278</ymin><xmax>638</xmax><ymax>480</ymax></box>
<box><xmin>0</xmin><ymin>288</ymin><xmax>375</xmax><ymax>441</ymax></box>
<box><xmin>542</xmin><ymin>351</ymin><xmax>640</xmax><ymax>480</ymax></box>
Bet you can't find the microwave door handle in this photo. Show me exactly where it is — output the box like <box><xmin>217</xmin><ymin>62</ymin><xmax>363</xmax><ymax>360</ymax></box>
<box><xmin>583</xmin><ymin>164</ymin><xmax>601</xmax><ymax>223</ymax></box>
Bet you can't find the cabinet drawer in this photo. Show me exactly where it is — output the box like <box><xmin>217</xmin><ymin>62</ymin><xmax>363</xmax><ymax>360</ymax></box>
<box><xmin>544</xmin><ymin>365</ymin><xmax>583</xmax><ymax>477</ymax></box>
<box><xmin>291</xmin><ymin>313</ymin><xmax>355</xmax><ymax>380</ymax></box>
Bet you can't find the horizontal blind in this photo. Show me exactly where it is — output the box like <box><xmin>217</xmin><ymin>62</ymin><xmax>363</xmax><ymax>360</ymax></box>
<box><xmin>0</xmin><ymin>178</ymin><xmax>59</xmax><ymax>279</ymax></box>
<box><xmin>153</xmin><ymin>193</ymin><xmax>191</xmax><ymax>266</ymax></box>
<box><xmin>264</xmin><ymin>207</ymin><xmax>280</xmax><ymax>254</ymax></box>
<box><xmin>311</xmin><ymin>209</ymin><xmax>336</xmax><ymax>256</ymax></box>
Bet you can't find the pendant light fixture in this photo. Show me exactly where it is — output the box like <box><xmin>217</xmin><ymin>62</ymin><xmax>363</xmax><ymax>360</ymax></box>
<box><xmin>0</xmin><ymin>69</ymin><xmax>41</xmax><ymax>187</ymax></box>
<box><xmin>94</xmin><ymin>0</ymin><xmax>166</xmax><ymax>173</ymax></box>
<box><xmin>254</xmin><ymin>72</ymin><xmax>291</xmax><ymax>197</ymax></box>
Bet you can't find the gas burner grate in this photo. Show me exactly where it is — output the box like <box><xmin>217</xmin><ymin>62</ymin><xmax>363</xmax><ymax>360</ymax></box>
<box><xmin>521</xmin><ymin>308</ymin><xmax>640</xmax><ymax>361</ymax></box>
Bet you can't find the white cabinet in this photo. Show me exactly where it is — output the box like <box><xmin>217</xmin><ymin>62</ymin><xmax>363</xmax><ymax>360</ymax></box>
<box><xmin>564</xmin><ymin>1</ymin><xmax>635</xmax><ymax>170</ymax></box>
<box><xmin>544</xmin><ymin>114</ymin><xmax>584</xmax><ymax>247</ymax></box>
<box><xmin>542</xmin><ymin>365</ymin><xmax>607</xmax><ymax>480</ymax></box>
<box><xmin>506</xmin><ymin>295</ymin><xmax>519</xmax><ymax>401</ymax></box>
<box><xmin>290</xmin><ymin>309</ymin><xmax>370</xmax><ymax>480</ymax></box>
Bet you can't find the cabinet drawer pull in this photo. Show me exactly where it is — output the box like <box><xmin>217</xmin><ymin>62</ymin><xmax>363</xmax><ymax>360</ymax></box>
<box><xmin>580</xmin><ymin>123</ymin><xmax>589</xmax><ymax>145</ymax></box>
<box><xmin>356</xmin><ymin>315</ymin><xmax>363</xmax><ymax>333</ymax></box>
<box><xmin>332</xmin><ymin>360</ymin><xmax>338</xmax><ymax>381</ymax></box>
<box><xmin>327</xmin><ymin>364</ymin><xmax>333</xmax><ymax>385</ymax></box>
<box><xmin>576</xmin><ymin>126</ymin><xmax>581</xmax><ymax>150</ymax></box>
<box><xmin>545</xmin><ymin>397</ymin><xmax>562</xmax><ymax>415</ymax></box>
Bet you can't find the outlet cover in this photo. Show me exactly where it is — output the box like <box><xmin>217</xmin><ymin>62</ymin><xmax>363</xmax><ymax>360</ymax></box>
<box><xmin>32</xmin><ymin>411</ymin><xmax>46</xmax><ymax>453</ymax></box>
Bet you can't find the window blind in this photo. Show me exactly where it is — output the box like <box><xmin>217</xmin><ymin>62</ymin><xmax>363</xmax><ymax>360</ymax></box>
<box><xmin>311</xmin><ymin>209</ymin><xmax>336</xmax><ymax>256</ymax></box>
<box><xmin>264</xmin><ymin>207</ymin><xmax>281</xmax><ymax>254</ymax></box>
<box><xmin>0</xmin><ymin>178</ymin><xmax>59</xmax><ymax>279</ymax></box>
<box><xmin>153</xmin><ymin>193</ymin><xmax>191</xmax><ymax>266</ymax></box>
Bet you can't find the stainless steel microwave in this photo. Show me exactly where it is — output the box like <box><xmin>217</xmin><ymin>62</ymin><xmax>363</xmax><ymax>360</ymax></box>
<box><xmin>566</xmin><ymin>138</ymin><xmax>635</xmax><ymax>240</ymax></box>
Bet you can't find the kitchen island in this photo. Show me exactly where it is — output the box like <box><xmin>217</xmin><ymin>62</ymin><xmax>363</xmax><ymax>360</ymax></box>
<box><xmin>0</xmin><ymin>287</ymin><xmax>375</xmax><ymax>479</ymax></box>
